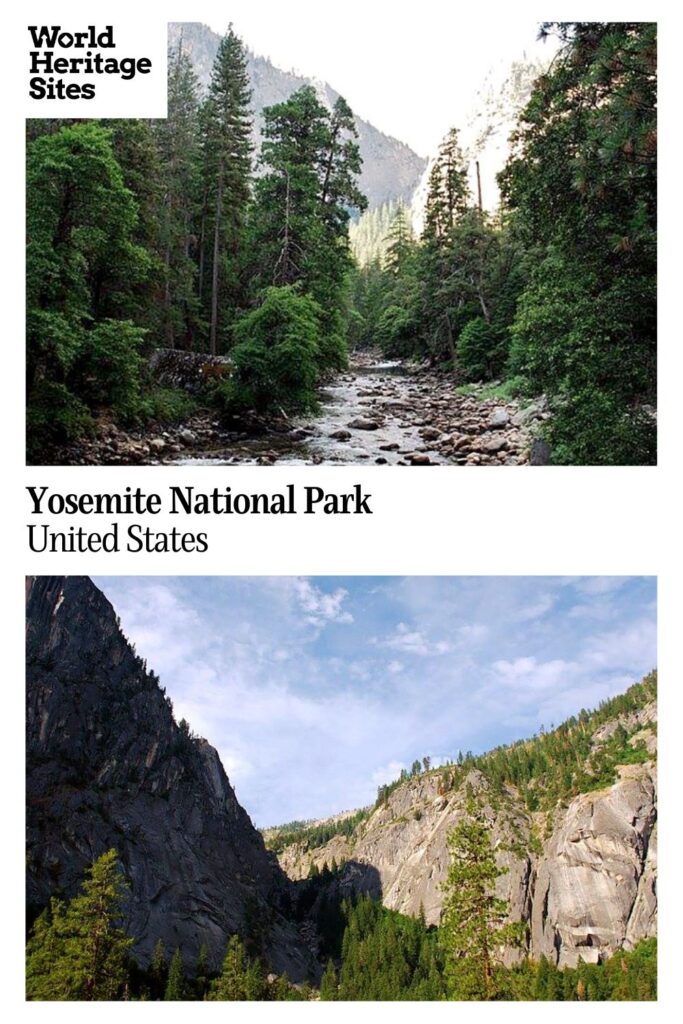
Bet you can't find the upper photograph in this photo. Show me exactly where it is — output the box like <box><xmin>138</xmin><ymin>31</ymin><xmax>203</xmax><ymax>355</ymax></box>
<box><xmin>26</xmin><ymin>20</ymin><xmax>657</xmax><ymax>466</ymax></box>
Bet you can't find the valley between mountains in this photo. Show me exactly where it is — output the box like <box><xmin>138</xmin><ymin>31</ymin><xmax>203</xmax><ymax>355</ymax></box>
<box><xmin>26</xmin><ymin>577</ymin><xmax>657</xmax><ymax>1000</ymax></box>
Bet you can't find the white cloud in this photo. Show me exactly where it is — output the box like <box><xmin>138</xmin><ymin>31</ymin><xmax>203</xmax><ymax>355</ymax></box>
<box><xmin>381</xmin><ymin>622</ymin><xmax>452</xmax><ymax>656</ymax></box>
<box><xmin>516</xmin><ymin>593</ymin><xmax>556</xmax><ymax>621</ymax></box>
<box><xmin>457</xmin><ymin>623</ymin><xmax>489</xmax><ymax>643</ymax></box>
<box><xmin>284</xmin><ymin>577</ymin><xmax>354</xmax><ymax>627</ymax></box>
<box><xmin>492</xmin><ymin>656</ymin><xmax>577</xmax><ymax>693</ymax></box>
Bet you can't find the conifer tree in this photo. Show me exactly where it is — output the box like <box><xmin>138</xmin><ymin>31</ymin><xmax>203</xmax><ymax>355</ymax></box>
<box><xmin>440</xmin><ymin>805</ymin><xmax>519</xmax><ymax>999</ymax></box>
<box><xmin>149</xmin><ymin>937</ymin><xmax>168</xmax><ymax>999</ymax></box>
<box><xmin>320</xmin><ymin>958</ymin><xmax>338</xmax><ymax>1000</ymax></box>
<box><xmin>164</xmin><ymin>947</ymin><xmax>186</xmax><ymax>1000</ymax></box>
<box><xmin>209</xmin><ymin>934</ymin><xmax>265</xmax><ymax>1000</ymax></box>
<box><xmin>200</xmin><ymin>27</ymin><xmax>253</xmax><ymax>353</ymax></box>
<box><xmin>194</xmin><ymin>943</ymin><xmax>211</xmax><ymax>999</ymax></box>
<box><xmin>155</xmin><ymin>39</ymin><xmax>201</xmax><ymax>348</ymax></box>
<box><xmin>26</xmin><ymin>849</ymin><xmax>133</xmax><ymax>1001</ymax></box>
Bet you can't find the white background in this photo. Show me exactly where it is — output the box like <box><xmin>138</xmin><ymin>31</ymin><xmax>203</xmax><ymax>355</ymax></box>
<box><xmin>3</xmin><ymin>0</ymin><xmax>681</xmax><ymax>1017</ymax></box>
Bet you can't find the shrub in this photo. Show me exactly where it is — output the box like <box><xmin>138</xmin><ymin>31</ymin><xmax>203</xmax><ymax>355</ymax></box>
<box><xmin>26</xmin><ymin>381</ymin><xmax>93</xmax><ymax>463</ymax></box>
<box><xmin>457</xmin><ymin>317</ymin><xmax>508</xmax><ymax>382</ymax></box>
<box><xmin>548</xmin><ymin>388</ymin><xmax>656</xmax><ymax>466</ymax></box>
<box><xmin>72</xmin><ymin>320</ymin><xmax>147</xmax><ymax>422</ymax></box>
<box><xmin>217</xmin><ymin>286</ymin><xmax>323</xmax><ymax>415</ymax></box>
<box><xmin>140</xmin><ymin>387</ymin><xmax>199</xmax><ymax>424</ymax></box>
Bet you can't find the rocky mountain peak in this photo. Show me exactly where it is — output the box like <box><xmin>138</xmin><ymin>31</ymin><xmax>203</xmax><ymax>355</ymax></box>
<box><xmin>168</xmin><ymin>22</ymin><xmax>428</xmax><ymax>210</ymax></box>
<box><xmin>25</xmin><ymin>576</ymin><xmax>312</xmax><ymax>979</ymax></box>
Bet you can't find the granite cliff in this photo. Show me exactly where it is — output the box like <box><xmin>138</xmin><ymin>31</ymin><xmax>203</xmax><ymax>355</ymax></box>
<box><xmin>167</xmin><ymin>22</ymin><xmax>428</xmax><ymax>210</ymax></box>
<box><xmin>270</xmin><ymin>687</ymin><xmax>657</xmax><ymax>967</ymax></box>
<box><xmin>25</xmin><ymin>576</ymin><xmax>313</xmax><ymax>979</ymax></box>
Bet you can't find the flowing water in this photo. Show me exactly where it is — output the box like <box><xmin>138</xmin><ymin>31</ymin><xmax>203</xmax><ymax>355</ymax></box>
<box><xmin>176</xmin><ymin>354</ymin><xmax>453</xmax><ymax>466</ymax></box>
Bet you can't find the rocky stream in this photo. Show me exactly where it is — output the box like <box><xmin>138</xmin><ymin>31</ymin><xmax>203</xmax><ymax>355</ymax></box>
<box><xmin>57</xmin><ymin>352</ymin><xmax>550</xmax><ymax>466</ymax></box>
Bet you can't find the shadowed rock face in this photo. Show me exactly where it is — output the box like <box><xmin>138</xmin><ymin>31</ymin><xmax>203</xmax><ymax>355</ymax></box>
<box><xmin>277</xmin><ymin>730</ymin><xmax>657</xmax><ymax>967</ymax></box>
<box><xmin>25</xmin><ymin>576</ymin><xmax>312</xmax><ymax>980</ymax></box>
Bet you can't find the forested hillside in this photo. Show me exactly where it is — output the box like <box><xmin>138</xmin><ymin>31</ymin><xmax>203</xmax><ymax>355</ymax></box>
<box><xmin>26</xmin><ymin>28</ymin><xmax>366</xmax><ymax>461</ymax></box>
<box><xmin>25</xmin><ymin>578</ymin><xmax>656</xmax><ymax>999</ymax></box>
<box><xmin>26</xmin><ymin>23</ymin><xmax>656</xmax><ymax>465</ymax></box>
<box><xmin>350</xmin><ymin>23</ymin><xmax>656</xmax><ymax>464</ymax></box>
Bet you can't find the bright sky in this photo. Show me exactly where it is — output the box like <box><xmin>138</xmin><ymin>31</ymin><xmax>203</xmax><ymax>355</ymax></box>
<box><xmin>187</xmin><ymin>1</ymin><xmax>557</xmax><ymax>155</ymax></box>
<box><xmin>94</xmin><ymin>576</ymin><xmax>656</xmax><ymax>827</ymax></box>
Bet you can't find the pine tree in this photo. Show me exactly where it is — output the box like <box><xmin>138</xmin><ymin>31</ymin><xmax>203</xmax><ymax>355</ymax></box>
<box><xmin>209</xmin><ymin>934</ymin><xmax>261</xmax><ymax>1000</ymax></box>
<box><xmin>155</xmin><ymin>38</ymin><xmax>201</xmax><ymax>348</ymax></box>
<box><xmin>164</xmin><ymin>947</ymin><xmax>186</xmax><ymax>1000</ymax></box>
<box><xmin>320</xmin><ymin>959</ymin><xmax>338</xmax><ymax>1000</ymax></box>
<box><xmin>200</xmin><ymin>26</ymin><xmax>253</xmax><ymax>353</ymax></box>
<box><xmin>194</xmin><ymin>943</ymin><xmax>211</xmax><ymax>999</ymax></box>
<box><xmin>440</xmin><ymin>805</ymin><xmax>519</xmax><ymax>999</ymax></box>
<box><xmin>423</xmin><ymin>127</ymin><xmax>470</xmax><ymax>241</ymax></box>
<box><xmin>383</xmin><ymin>202</ymin><xmax>414</xmax><ymax>276</ymax></box>
<box><xmin>26</xmin><ymin>849</ymin><xmax>133</xmax><ymax>1001</ymax></box>
<box><xmin>149</xmin><ymin>937</ymin><xmax>168</xmax><ymax>999</ymax></box>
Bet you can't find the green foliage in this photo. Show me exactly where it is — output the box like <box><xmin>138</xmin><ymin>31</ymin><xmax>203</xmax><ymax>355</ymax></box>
<box><xmin>164</xmin><ymin>948</ymin><xmax>186</xmax><ymax>1000</ymax></box>
<box><xmin>140</xmin><ymin>386</ymin><xmax>199</xmax><ymax>424</ymax></box>
<box><xmin>209</xmin><ymin>934</ymin><xmax>268</xmax><ymax>1001</ymax></box>
<box><xmin>335</xmin><ymin>895</ymin><xmax>445</xmax><ymax>1000</ymax></box>
<box><xmin>214</xmin><ymin>286</ymin><xmax>322</xmax><ymax>415</ymax></box>
<box><xmin>458</xmin><ymin>317</ymin><xmax>508</xmax><ymax>382</ymax></box>
<box><xmin>441</xmin><ymin>805</ymin><xmax>521</xmax><ymax>999</ymax></box>
<box><xmin>26</xmin><ymin>849</ymin><xmax>133</xmax><ymax>1000</ymax></box>
<box><xmin>26</xmin><ymin>122</ymin><xmax>151</xmax><ymax>458</ymax></box>
<box><xmin>265</xmin><ymin>807</ymin><xmax>369</xmax><ymax>855</ymax></box>
<box><xmin>501</xmin><ymin>23</ymin><xmax>656</xmax><ymax>463</ymax></box>
<box><xmin>318</xmin><ymin>890</ymin><xmax>656</xmax><ymax>1002</ymax></box>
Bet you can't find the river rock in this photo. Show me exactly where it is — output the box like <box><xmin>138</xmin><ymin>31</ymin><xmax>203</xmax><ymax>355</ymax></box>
<box><xmin>488</xmin><ymin>408</ymin><xmax>510</xmax><ymax>429</ymax></box>
<box><xmin>347</xmin><ymin>418</ymin><xmax>380</xmax><ymax>430</ymax></box>
<box><xmin>530</xmin><ymin>439</ymin><xmax>552</xmax><ymax>465</ymax></box>
<box><xmin>330</xmin><ymin>429</ymin><xmax>352</xmax><ymax>441</ymax></box>
<box><xmin>480</xmin><ymin>436</ymin><xmax>508</xmax><ymax>454</ymax></box>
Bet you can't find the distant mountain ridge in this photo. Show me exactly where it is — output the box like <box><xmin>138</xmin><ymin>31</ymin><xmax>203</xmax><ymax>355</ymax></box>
<box><xmin>269</xmin><ymin>675</ymin><xmax>658</xmax><ymax>968</ymax></box>
<box><xmin>168</xmin><ymin>22</ymin><xmax>428</xmax><ymax>210</ymax></box>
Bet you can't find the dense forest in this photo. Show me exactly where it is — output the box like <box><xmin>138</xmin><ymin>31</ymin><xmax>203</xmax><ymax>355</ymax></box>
<box><xmin>26</xmin><ymin>824</ymin><xmax>656</xmax><ymax>1001</ymax></box>
<box><xmin>26</xmin><ymin>27</ymin><xmax>365</xmax><ymax>461</ymax></box>
<box><xmin>351</xmin><ymin>22</ymin><xmax>656</xmax><ymax>464</ymax></box>
<box><xmin>27</xmin><ymin>22</ymin><xmax>656</xmax><ymax>463</ymax></box>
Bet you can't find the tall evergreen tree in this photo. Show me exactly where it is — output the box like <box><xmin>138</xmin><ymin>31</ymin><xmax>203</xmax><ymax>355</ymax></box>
<box><xmin>155</xmin><ymin>38</ymin><xmax>201</xmax><ymax>348</ymax></box>
<box><xmin>164</xmin><ymin>947</ymin><xmax>186</xmax><ymax>1000</ymax></box>
<box><xmin>423</xmin><ymin>128</ymin><xmax>470</xmax><ymax>240</ymax></box>
<box><xmin>26</xmin><ymin>849</ymin><xmax>133</xmax><ymax>1001</ymax></box>
<box><xmin>440</xmin><ymin>805</ymin><xmax>519</xmax><ymax>999</ymax></box>
<box><xmin>200</xmin><ymin>27</ymin><xmax>253</xmax><ymax>353</ymax></box>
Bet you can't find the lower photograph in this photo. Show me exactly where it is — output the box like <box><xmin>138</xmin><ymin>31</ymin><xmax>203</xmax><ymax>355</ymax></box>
<box><xmin>25</xmin><ymin>575</ymin><xmax>657</xmax><ymax>1001</ymax></box>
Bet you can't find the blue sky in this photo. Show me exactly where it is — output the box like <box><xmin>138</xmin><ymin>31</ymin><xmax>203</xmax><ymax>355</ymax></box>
<box><xmin>94</xmin><ymin>576</ymin><xmax>656</xmax><ymax>827</ymax></box>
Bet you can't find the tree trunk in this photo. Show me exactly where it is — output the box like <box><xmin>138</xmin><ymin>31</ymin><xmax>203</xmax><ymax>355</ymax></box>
<box><xmin>209</xmin><ymin>173</ymin><xmax>224</xmax><ymax>357</ymax></box>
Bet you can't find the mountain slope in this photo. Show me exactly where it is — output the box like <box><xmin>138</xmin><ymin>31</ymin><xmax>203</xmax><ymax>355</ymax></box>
<box><xmin>411</xmin><ymin>55</ymin><xmax>549</xmax><ymax>227</ymax></box>
<box><xmin>168</xmin><ymin>22</ymin><xmax>428</xmax><ymax>209</ymax></box>
<box><xmin>25</xmin><ymin>576</ymin><xmax>312</xmax><ymax>979</ymax></box>
<box><xmin>269</xmin><ymin>676</ymin><xmax>657</xmax><ymax>967</ymax></box>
